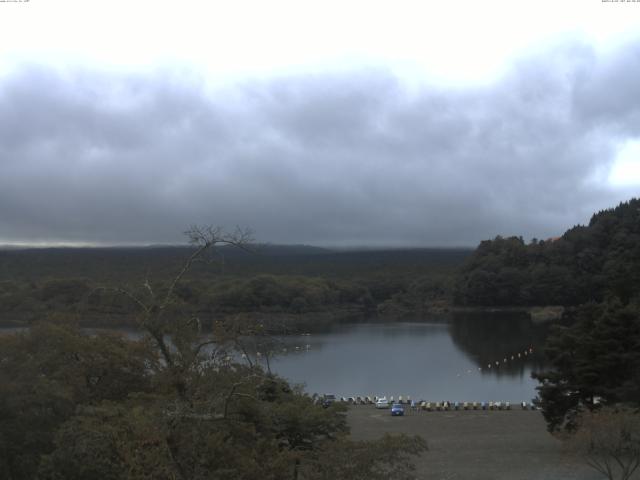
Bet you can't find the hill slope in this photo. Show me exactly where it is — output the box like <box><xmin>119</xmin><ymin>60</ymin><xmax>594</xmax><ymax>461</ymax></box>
<box><xmin>454</xmin><ymin>198</ymin><xmax>640</xmax><ymax>306</ymax></box>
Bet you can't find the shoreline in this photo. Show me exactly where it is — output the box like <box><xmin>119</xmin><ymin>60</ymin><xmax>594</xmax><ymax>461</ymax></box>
<box><xmin>0</xmin><ymin>308</ymin><xmax>366</xmax><ymax>332</ymax></box>
<box><xmin>0</xmin><ymin>304</ymin><xmax>565</xmax><ymax>330</ymax></box>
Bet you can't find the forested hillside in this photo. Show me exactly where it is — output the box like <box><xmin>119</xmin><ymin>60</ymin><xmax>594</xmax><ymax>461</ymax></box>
<box><xmin>0</xmin><ymin>246</ymin><xmax>469</xmax><ymax>328</ymax></box>
<box><xmin>454</xmin><ymin>198</ymin><xmax>640</xmax><ymax>307</ymax></box>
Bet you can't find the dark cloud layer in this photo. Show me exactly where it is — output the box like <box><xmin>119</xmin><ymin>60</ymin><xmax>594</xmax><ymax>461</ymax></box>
<box><xmin>1</xmin><ymin>39</ymin><xmax>639</xmax><ymax>246</ymax></box>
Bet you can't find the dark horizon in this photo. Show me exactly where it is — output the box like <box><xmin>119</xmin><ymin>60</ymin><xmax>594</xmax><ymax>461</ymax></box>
<box><xmin>0</xmin><ymin>241</ymin><xmax>476</xmax><ymax>252</ymax></box>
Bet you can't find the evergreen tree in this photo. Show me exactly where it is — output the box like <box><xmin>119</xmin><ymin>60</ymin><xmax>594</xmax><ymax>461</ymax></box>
<box><xmin>533</xmin><ymin>301</ymin><xmax>640</xmax><ymax>432</ymax></box>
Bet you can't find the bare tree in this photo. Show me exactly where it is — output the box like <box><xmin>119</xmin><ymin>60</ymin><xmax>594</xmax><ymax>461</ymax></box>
<box><xmin>564</xmin><ymin>407</ymin><xmax>640</xmax><ymax>480</ymax></box>
<box><xmin>113</xmin><ymin>225</ymin><xmax>254</xmax><ymax>397</ymax></box>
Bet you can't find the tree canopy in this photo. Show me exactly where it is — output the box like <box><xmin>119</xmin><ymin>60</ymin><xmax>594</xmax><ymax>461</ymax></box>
<box><xmin>455</xmin><ymin>198</ymin><xmax>640</xmax><ymax>307</ymax></box>
<box><xmin>533</xmin><ymin>300</ymin><xmax>640</xmax><ymax>432</ymax></box>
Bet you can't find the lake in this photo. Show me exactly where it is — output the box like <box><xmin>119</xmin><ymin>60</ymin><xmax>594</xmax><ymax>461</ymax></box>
<box><xmin>260</xmin><ymin>313</ymin><xmax>549</xmax><ymax>403</ymax></box>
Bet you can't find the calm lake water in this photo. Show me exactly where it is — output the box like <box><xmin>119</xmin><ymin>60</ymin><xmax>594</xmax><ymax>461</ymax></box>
<box><xmin>261</xmin><ymin>314</ymin><xmax>549</xmax><ymax>403</ymax></box>
<box><xmin>1</xmin><ymin>313</ymin><xmax>550</xmax><ymax>403</ymax></box>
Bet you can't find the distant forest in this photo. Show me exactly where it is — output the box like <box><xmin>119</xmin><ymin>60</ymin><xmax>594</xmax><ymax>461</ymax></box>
<box><xmin>455</xmin><ymin>198</ymin><xmax>640</xmax><ymax>307</ymax></box>
<box><xmin>0</xmin><ymin>246</ymin><xmax>470</xmax><ymax>328</ymax></box>
<box><xmin>1</xmin><ymin>198</ymin><xmax>639</xmax><ymax>329</ymax></box>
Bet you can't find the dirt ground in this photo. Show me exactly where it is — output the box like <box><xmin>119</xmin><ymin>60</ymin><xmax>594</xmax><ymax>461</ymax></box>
<box><xmin>347</xmin><ymin>405</ymin><xmax>613</xmax><ymax>480</ymax></box>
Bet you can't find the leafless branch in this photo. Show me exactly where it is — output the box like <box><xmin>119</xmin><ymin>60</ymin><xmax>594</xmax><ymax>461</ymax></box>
<box><xmin>101</xmin><ymin>225</ymin><xmax>256</xmax><ymax>397</ymax></box>
<box><xmin>193</xmin><ymin>339</ymin><xmax>218</xmax><ymax>358</ymax></box>
<box><xmin>143</xmin><ymin>277</ymin><xmax>155</xmax><ymax>300</ymax></box>
<box><xmin>222</xmin><ymin>376</ymin><xmax>261</xmax><ymax>419</ymax></box>
<box><xmin>159</xmin><ymin>225</ymin><xmax>254</xmax><ymax>315</ymax></box>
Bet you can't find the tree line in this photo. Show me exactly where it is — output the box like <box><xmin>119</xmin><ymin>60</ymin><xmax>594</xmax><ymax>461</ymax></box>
<box><xmin>0</xmin><ymin>275</ymin><xmax>374</xmax><ymax>327</ymax></box>
<box><xmin>0</xmin><ymin>249</ymin><xmax>464</xmax><ymax>328</ymax></box>
<box><xmin>454</xmin><ymin>198</ymin><xmax>640</xmax><ymax>307</ymax></box>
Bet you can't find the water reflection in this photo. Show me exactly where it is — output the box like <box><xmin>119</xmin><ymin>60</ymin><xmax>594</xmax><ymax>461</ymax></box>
<box><xmin>449</xmin><ymin>311</ymin><xmax>548</xmax><ymax>377</ymax></box>
<box><xmin>266</xmin><ymin>316</ymin><xmax>548</xmax><ymax>402</ymax></box>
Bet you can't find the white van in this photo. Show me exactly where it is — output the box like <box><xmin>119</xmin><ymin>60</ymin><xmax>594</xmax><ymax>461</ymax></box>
<box><xmin>375</xmin><ymin>397</ymin><xmax>389</xmax><ymax>409</ymax></box>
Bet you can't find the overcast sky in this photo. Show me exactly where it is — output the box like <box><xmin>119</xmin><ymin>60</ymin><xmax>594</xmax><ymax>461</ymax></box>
<box><xmin>1</xmin><ymin>0</ymin><xmax>639</xmax><ymax>247</ymax></box>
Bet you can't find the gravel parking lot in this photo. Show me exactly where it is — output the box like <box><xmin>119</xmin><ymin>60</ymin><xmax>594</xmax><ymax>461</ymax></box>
<box><xmin>347</xmin><ymin>405</ymin><xmax>610</xmax><ymax>480</ymax></box>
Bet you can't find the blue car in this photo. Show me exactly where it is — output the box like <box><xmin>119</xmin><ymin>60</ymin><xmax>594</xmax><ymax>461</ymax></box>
<box><xmin>391</xmin><ymin>403</ymin><xmax>404</xmax><ymax>416</ymax></box>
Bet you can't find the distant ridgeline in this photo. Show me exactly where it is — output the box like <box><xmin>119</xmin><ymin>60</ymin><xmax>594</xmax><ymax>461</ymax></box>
<box><xmin>454</xmin><ymin>198</ymin><xmax>640</xmax><ymax>307</ymax></box>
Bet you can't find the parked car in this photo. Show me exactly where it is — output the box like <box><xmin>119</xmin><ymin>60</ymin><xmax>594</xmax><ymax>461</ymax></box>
<box><xmin>375</xmin><ymin>397</ymin><xmax>389</xmax><ymax>409</ymax></box>
<box><xmin>321</xmin><ymin>394</ymin><xmax>336</xmax><ymax>408</ymax></box>
<box><xmin>391</xmin><ymin>403</ymin><xmax>404</xmax><ymax>416</ymax></box>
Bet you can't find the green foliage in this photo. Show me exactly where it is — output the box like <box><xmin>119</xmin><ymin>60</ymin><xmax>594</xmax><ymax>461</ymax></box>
<box><xmin>0</xmin><ymin>246</ymin><xmax>469</xmax><ymax>328</ymax></box>
<box><xmin>0</xmin><ymin>323</ymin><xmax>155</xmax><ymax>479</ymax></box>
<box><xmin>204</xmin><ymin>275</ymin><xmax>375</xmax><ymax>316</ymax></box>
<box><xmin>533</xmin><ymin>301</ymin><xmax>640</xmax><ymax>432</ymax></box>
<box><xmin>0</xmin><ymin>246</ymin><xmax>469</xmax><ymax>285</ymax></box>
<box><xmin>0</xmin><ymin>255</ymin><xmax>467</xmax><ymax>329</ymax></box>
<box><xmin>376</xmin><ymin>274</ymin><xmax>453</xmax><ymax>317</ymax></box>
<box><xmin>455</xmin><ymin>198</ymin><xmax>640</xmax><ymax>306</ymax></box>
<box><xmin>37</xmin><ymin>397</ymin><xmax>298</xmax><ymax>480</ymax></box>
<box><xmin>39</xmin><ymin>279</ymin><xmax>91</xmax><ymax>306</ymax></box>
<box><xmin>0</xmin><ymin>322</ymin><xmax>426</xmax><ymax>480</ymax></box>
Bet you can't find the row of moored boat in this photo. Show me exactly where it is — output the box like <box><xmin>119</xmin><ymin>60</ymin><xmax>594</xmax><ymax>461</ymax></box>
<box><xmin>336</xmin><ymin>396</ymin><xmax>537</xmax><ymax>410</ymax></box>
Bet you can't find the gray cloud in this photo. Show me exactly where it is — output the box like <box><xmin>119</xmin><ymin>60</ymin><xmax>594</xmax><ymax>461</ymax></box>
<box><xmin>1</xmin><ymin>39</ymin><xmax>639</xmax><ymax>247</ymax></box>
